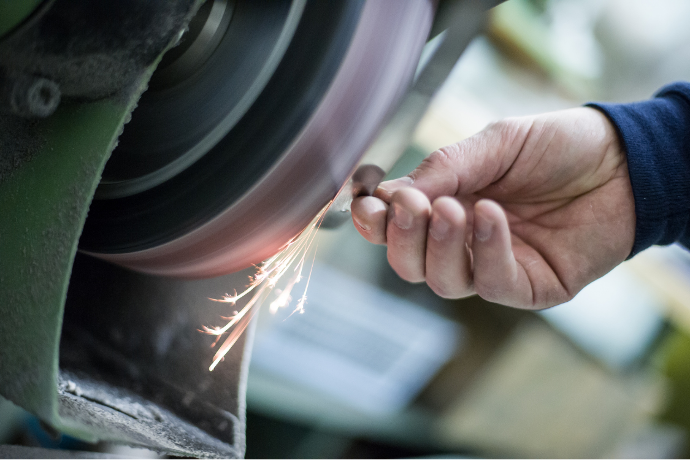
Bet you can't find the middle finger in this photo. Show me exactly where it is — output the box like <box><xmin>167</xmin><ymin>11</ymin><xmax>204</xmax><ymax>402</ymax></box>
<box><xmin>386</xmin><ymin>188</ymin><xmax>431</xmax><ymax>283</ymax></box>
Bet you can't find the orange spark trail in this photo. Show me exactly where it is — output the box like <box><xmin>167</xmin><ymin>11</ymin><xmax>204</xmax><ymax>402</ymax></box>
<box><xmin>201</xmin><ymin>201</ymin><xmax>332</xmax><ymax>371</ymax></box>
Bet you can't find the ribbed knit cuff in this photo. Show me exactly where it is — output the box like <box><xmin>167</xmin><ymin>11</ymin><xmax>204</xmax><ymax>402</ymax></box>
<box><xmin>587</xmin><ymin>82</ymin><xmax>690</xmax><ymax>258</ymax></box>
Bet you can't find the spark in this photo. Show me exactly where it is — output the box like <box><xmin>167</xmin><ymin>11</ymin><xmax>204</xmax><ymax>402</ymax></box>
<box><xmin>201</xmin><ymin>201</ymin><xmax>331</xmax><ymax>371</ymax></box>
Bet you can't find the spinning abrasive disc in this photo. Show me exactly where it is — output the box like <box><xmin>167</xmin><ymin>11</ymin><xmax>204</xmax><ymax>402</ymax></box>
<box><xmin>80</xmin><ymin>0</ymin><xmax>434</xmax><ymax>278</ymax></box>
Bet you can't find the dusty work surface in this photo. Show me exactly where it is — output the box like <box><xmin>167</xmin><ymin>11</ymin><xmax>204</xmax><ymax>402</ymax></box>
<box><xmin>57</xmin><ymin>254</ymin><xmax>255</xmax><ymax>457</ymax></box>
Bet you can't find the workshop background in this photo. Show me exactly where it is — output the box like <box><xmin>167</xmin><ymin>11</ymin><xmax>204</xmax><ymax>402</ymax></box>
<box><xmin>4</xmin><ymin>0</ymin><xmax>690</xmax><ymax>458</ymax></box>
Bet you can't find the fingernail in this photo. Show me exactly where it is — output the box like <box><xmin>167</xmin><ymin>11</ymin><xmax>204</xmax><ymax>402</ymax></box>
<box><xmin>392</xmin><ymin>203</ymin><xmax>413</xmax><ymax>229</ymax></box>
<box><xmin>378</xmin><ymin>176</ymin><xmax>413</xmax><ymax>194</ymax></box>
<box><xmin>429</xmin><ymin>214</ymin><xmax>450</xmax><ymax>240</ymax></box>
<box><xmin>474</xmin><ymin>212</ymin><xmax>493</xmax><ymax>242</ymax></box>
<box><xmin>353</xmin><ymin>217</ymin><xmax>370</xmax><ymax>232</ymax></box>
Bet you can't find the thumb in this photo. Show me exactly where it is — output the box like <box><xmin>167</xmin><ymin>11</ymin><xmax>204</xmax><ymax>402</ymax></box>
<box><xmin>375</xmin><ymin>119</ymin><xmax>528</xmax><ymax>203</ymax></box>
<box><xmin>374</xmin><ymin>148</ymin><xmax>463</xmax><ymax>203</ymax></box>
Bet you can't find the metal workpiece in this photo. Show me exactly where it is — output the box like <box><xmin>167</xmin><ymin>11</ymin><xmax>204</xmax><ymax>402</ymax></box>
<box><xmin>321</xmin><ymin>164</ymin><xmax>386</xmax><ymax>229</ymax></box>
<box><xmin>351</xmin><ymin>164</ymin><xmax>387</xmax><ymax>198</ymax></box>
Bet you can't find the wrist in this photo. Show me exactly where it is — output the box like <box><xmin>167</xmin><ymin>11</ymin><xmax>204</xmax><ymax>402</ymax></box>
<box><xmin>587</xmin><ymin>82</ymin><xmax>690</xmax><ymax>257</ymax></box>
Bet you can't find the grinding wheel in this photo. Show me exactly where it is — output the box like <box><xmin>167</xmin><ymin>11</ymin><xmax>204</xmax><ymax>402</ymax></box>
<box><xmin>80</xmin><ymin>0</ymin><xmax>435</xmax><ymax>278</ymax></box>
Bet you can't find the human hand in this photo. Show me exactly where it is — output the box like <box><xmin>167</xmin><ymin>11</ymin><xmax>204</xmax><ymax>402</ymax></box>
<box><xmin>351</xmin><ymin>108</ymin><xmax>635</xmax><ymax>309</ymax></box>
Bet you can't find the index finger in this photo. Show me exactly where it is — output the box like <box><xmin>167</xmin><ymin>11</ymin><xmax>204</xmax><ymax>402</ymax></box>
<box><xmin>351</xmin><ymin>195</ymin><xmax>388</xmax><ymax>245</ymax></box>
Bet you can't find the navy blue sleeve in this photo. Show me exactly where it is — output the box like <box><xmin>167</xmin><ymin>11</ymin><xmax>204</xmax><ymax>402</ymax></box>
<box><xmin>586</xmin><ymin>82</ymin><xmax>690</xmax><ymax>258</ymax></box>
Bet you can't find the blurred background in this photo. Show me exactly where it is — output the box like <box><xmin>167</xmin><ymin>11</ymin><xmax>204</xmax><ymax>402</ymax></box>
<box><xmin>243</xmin><ymin>0</ymin><xmax>690</xmax><ymax>457</ymax></box>
<box><xmin>4</xmin><ymin>0</ymin><xmax>690</xmax><ymax>458</ymax></box>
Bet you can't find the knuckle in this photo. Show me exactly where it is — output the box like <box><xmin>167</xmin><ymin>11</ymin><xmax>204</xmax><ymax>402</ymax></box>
<box><xmin>487</xmin><ymin>117</ymin><xmax>517</xmax><ymax>135</ymax></box>
<box><xmin>489</xmin><ymin>117</ymin><xmax>532</xmax><ymax>147</ymax></box>
<box><xmin>416</xmin><ymin>147</ymin><xmax>456</xmax><ymax>177</ymax></box>
<box><xmin>432</xmin><ymin>144</ymin><xmax>462</xmax><ymax>168</ymax></box>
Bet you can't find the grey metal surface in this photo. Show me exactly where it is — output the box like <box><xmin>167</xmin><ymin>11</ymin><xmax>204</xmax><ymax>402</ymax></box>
<box><xmin>58</xmin><ymin>253</ymin><xmax>254</xmax><ymax>457</ymax></box>
<box><xmin>0</xmin><ymin>445</ymin><xmax>119</xmax><ymax>459</ymax></box>
<box><xmin>57</xmin><ymin>372</ymin><xmax>240</xmax><ymax>458</ymax></box>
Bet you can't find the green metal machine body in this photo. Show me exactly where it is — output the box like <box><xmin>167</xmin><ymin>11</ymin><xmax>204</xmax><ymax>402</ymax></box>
<box><xmin>1</xmin><ymin>87</ymin><xmax>153</xmax><ymax>438</ymax></box>
<box><xmin>0</xmin><ymin>1</ymin><xmax>252</xmax><ymax>456</ymax></box>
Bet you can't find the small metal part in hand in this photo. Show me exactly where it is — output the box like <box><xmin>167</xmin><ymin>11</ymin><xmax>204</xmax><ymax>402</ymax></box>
<box><xmin>351</xmin><ymin>164</ymin><xmax>386</xmax><ymax>198</ymax></box>
<box><xmin>321</xmin><ymin>164</ymin><xmax>385</xmax><ymax>228</ymax></box>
